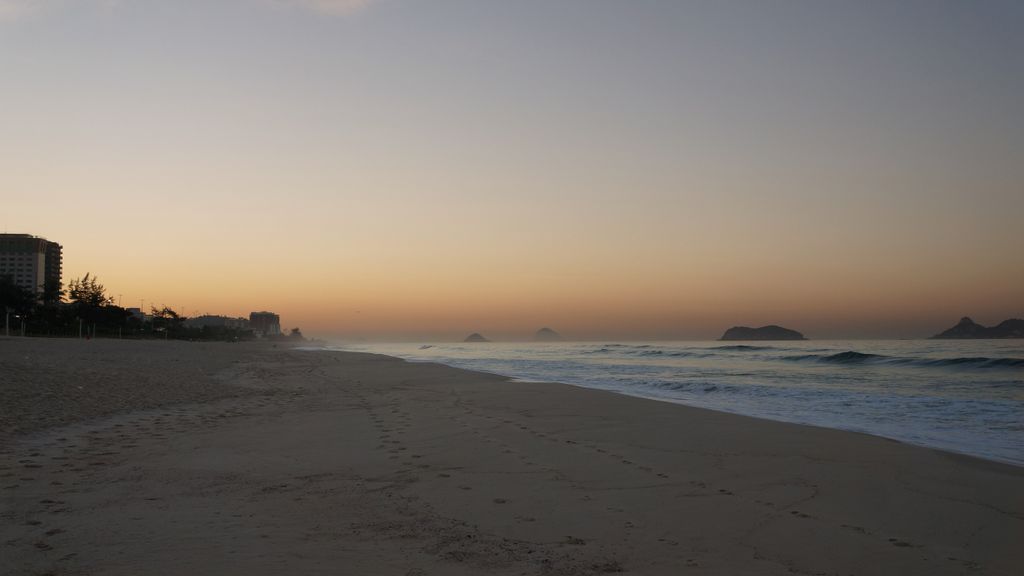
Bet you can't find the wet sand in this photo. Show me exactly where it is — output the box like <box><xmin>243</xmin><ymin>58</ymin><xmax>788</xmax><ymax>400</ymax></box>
<box><xmin>1</xmin><ymin>338</ymin><xmax>1022</xmax><ymax>575</ymax></box>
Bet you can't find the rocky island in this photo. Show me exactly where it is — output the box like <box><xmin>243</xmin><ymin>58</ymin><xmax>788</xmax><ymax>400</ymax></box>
<box><xmin>720</xmin><ymin>325</ymin><xmax>807</xmax><ymax>341</ymax></box>
<box><xmin>463</xmin><ymin>332</ymin><xmax>490</xmax><ymax>343</ymax></box>
<box><xmin>534</xmin><ymin>327</ymin><xmax>562</xmax><ymax>341</ymax></box>
<box><xmin>931</xmin><ymin>317</ymin><xmax>1024</xmax><ymax>339</ymax></box>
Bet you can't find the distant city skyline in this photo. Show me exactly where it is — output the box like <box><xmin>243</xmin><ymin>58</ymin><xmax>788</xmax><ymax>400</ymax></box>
<box><xmin>3</xmin><ymin>1</ymin><xmax>1022</xmax><ymax>339</ymax></box>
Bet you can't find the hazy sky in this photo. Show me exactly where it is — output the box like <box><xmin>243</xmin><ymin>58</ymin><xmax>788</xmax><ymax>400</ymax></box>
<box><xmin>3</xmin><ymin>0</ymin><xmax>1022</xmax><ymax>340</ymax></box>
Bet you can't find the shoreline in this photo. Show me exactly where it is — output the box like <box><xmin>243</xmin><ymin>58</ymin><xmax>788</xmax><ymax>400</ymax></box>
<box><xmin>6</xmin><ymin>337</ymin><xmax>1018</xmax><ymax>469</ymax></box>
<box><xmin>320</xmin><ymin>342</ymin><xmax>1024</xmax><ymax>468</ymax></box>
<box><xmin>553</xmin><ymin>382</ymin><xmax>1024</xmax><ymax>469</ymax></box>
<box><xmin>2</xmin><ymin>338</ymin><xmax>1022</xmax><ymax>575</ymax></box>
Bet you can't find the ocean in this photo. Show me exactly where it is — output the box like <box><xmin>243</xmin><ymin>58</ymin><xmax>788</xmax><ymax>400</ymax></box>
<box><xmin>320</xmin><ymin>340</ymin><xmax>1024</xmax><ymax>466</ymax></box>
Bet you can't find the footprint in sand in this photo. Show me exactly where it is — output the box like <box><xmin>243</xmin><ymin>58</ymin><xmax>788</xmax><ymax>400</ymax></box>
<box><xmin>840</xmin><ymin>524</ymin><xmax>869</xmax><ymax>534</ymax></box>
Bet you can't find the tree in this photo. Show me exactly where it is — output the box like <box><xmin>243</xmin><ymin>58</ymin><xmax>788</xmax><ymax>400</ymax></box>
<box><xmin>1</xmin><ymin>276</ymin><xmax>35</xmax><ymax>336</ymax></box>
<box><xmin>67</xmin><ymin>273</ymin><xmax>112</xmax><ymax>307</ymax></box>
<box><xmin>150</xmin><ymin>306</ymin><xmax>185</xmax><ymax>333</ymax></box>
<box><xmin>0</xmin><ymin>275</ymin><xmax>35</xmax><ymax>316</ymax></box>
<box><xmin>42</xmin><ymin>277</ymin><xmax>64</xmax><ymax>306</ymax></box>
<box><xmin>67</xmin><ymin>274</ymin><xmax>129</xmax><ymax>331</ymax></box>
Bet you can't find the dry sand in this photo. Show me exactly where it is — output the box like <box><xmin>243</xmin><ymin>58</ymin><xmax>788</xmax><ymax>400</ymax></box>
<box><xmin>1</xmin><ymin>338</ymin><xmax>1021</xmax><ymax>575</ymax></box>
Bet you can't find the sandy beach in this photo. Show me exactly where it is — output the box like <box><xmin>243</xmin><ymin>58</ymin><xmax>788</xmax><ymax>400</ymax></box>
<box><xmin>1</xmin><ymin>338</ymin><xmax>1021</xmax><ymax>575</ymax></box>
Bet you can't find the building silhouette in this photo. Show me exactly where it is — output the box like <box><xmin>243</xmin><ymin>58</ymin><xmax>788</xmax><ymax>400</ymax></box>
<box><xmin>0</xmin><ymin>234</ymin><xmax>62</xmax><ymax>298</ymax></box>
<box><xmin>185</xmin><ymin>315</ymin><xmax>250</xmax><ymax>330</ymax></box>
<box><xmin>249</xmin><ymin>311</ymin><xmax>281</xmax><ymax>336</ymax></box>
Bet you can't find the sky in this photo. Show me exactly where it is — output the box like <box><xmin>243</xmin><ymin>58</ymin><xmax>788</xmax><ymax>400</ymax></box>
<box><xmin>2</xmin><ymin>0</ymin><xmax>1022</xmax><ymax>340</ymax></box>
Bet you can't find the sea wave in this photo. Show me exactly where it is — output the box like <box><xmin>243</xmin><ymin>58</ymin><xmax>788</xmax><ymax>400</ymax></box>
<box><xmin>783</xmin><ymin>351</ymin><xmax>1024</xmax><ymax>370</ymax></box>
<box><xmin>584</xmin><ymin>347</ymin><xmax>696</xmax><ymax>358</ymax></box>
<box><xmin>711</xmin><ymin>345</ymin><xmax>776</xmax><ymax>351</ymax></box>
<box><xmin>329</xmin><ymin>340</ymin><xmax>1024</xmax><ymax>465</ymax></box>
<box><xmin>918</xmin><ymin>357</ymin><xmax>1024</xmax><ymax>369</ymax></box>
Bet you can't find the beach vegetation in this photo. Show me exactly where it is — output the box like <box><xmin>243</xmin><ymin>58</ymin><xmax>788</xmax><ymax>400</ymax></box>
<box><xmin>68</xmin><ymin>273</ymin><xmax>113</xmax><ymax>308</ymax></box>
<box><xmin>150</xmin><ymin>306</ymin><xmax>185</xmax><ymax>335</ymax></box>
<box><xmin>5</xmin><ymin>272</ymin><xmax>258</xmax><ymax>342</ymax></box>
<box><xmin>1</xmin><ymin>275</ymin><xmax>36</xmax><ymax>316</ymax></box>
<box><xmin>42</xmin><ymin>277</ymin><xmax>64</xmax><ymax>305</ymax></box>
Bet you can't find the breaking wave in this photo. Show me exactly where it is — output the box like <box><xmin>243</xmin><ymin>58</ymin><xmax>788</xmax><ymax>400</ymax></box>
<box><xmin>784</xmin><ymin>351</ymin><xmax>1023</xmax><ymax>370</ymax></box>
<box><xmin>711</xmin><ymin>345</ymin><xmax>776</xmax><ymax>351</ymax></box>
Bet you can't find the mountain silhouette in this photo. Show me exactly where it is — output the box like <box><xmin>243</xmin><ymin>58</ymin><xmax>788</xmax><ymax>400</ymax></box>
<box><xmin>931</xmin><ymin>317</ymin><xmax>1024</xmax><ymax>339</ymax></box>
<box><xmin>534</xmin><ymin>327</ymin><xmax>562</xmax><ymax>341</ymax></box>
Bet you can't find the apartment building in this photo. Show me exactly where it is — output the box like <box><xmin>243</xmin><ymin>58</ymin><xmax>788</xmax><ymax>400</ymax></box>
<box><xmin>0</xmin><ymin>233</ymin><xmax>62</xmax><ymax>297</ymax></box>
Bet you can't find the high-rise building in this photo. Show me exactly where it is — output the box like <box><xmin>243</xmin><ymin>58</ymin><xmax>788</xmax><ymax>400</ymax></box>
<box><xmin>0</xmin><ymin>234</ymin><xmax>63</xmax><ymax>298</ymax></box>
<box><xmin>249</xmin><ymin>311</ymin><xmax>281</xmax><ymax>336</ymax></box>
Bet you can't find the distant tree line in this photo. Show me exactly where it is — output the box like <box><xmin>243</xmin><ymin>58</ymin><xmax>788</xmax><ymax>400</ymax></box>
<box><xmin>0</xmin><ymin>272</ymin><xmax>280</xmax><ymax>342</ymax></box>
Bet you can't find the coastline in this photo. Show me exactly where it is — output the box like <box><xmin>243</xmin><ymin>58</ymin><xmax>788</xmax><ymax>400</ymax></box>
<box><xmin>327</xmin><ymin>339</ymin><xmax>1024</xmax><ymax>467</ymax></box>
<box><xmin>2</xmin><ymin>338</ymin><xmax>1022</xmax><ymax>575</ymax></box>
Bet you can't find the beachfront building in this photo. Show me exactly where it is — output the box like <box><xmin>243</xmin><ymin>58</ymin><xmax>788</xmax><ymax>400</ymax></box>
<box><xmin>0</xmin><ymin>233</ymin><xmax>62</xmax><ymax>298</ymax></box>
<box><xmin>185</xmin><ymin>315</ymin><xmax>250</xmax><ymax>330</ymax></box>
<box><xmin>249</xmin><ymin>311</ymin><xmax>281</xmax><ymax>336</ymax></box>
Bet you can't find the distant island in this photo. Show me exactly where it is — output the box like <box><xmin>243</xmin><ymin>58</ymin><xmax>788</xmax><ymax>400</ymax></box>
<box><xmin>463</xmin><ymin>333</ymin><xmax>490</xmax><ymax>343</ymax></box>
<box><xmin>720</xmin><ymin>325</ymin><xmax>807</xmax><ymax>341</ymax></box>
<box><xmin>931</xmin><ymin>317</ymin><xmax>1024</xmax><ymax>339</ymax></box>
<box><xmin>534</xmin><ymin>327</ymin><xmax>562</xmax><ymax>341</ymax></box>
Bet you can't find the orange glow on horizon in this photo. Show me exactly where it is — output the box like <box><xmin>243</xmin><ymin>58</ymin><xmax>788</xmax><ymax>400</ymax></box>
<box><xmin>3</xmin><ymin>1</ymin><xmax>1021</xmax><ymax>340</ymax></box>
